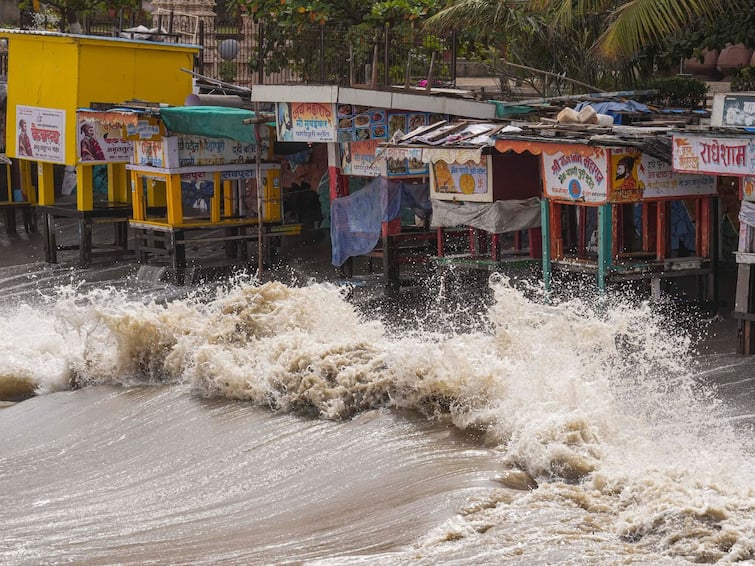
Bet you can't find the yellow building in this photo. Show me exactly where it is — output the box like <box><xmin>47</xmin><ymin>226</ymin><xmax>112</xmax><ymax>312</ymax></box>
<box><xmin>0</xmin><ymin>29</ymin><xmax>199</xmax><ymax>209</ymax></box>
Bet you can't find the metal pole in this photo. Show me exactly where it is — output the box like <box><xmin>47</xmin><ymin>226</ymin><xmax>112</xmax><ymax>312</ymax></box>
<box><xmin>254</xmin><ymin>101</ymin><xmax>264</xmax><ymax>279</ymax></box>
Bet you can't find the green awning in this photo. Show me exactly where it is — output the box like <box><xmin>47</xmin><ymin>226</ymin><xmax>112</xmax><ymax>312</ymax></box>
<box><xmin>488</xmin><ymin>100</ymin><xmax>538</xmax><ymax>119</ymax></box>
<box><xmin>160</xmin><ymin>106</ymin><xmax>259</xmax><ymax>143</ymax></box>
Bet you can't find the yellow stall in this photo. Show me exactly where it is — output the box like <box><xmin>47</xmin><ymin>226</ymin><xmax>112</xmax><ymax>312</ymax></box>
<box><xmin>125</xmin><ymin>106</ymin><xmax>286</xmax><ymax>274</ymax></box>
<box><xmin>0</xmin><ymin>30</ymin><xmax>199</xmax><ymax>265</ymax></box>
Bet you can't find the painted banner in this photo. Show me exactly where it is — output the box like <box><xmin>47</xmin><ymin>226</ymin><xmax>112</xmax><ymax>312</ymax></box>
<box><xmin>340</xmin><ymin>140</ymin><xmax>383</xmax><ymax>177</ymax></box>
<box><xmin>16</xmin><ymin>105</ymin><xmax>65</xmax><ymax>163</ymax></box>
<box><xmin>277</xmin><ymin>102</ymin><xmax>336</xmax><ymax>142</ymax></box>
<box><xmin>176</xmin><ymin>132</ymin><xmax>270</xmax><ymax>167</ymax></box>
<box><xmin>431</xmin><ymin>158</ymin><xmax>490</xmax><ymax>201</ymax></box>
<box><xmin>134</xmin><ymin>139</ymin><xmax>175</xmax><ymax>168</ymax></box>
<box><xmin>672</xmin><ymin>134</ymin><xmax>755</xmax><ymax>176</ymax></box>
<box><xmin>385</xmin><ymin>147</ymin><xmax>429</xmax><ymax>178</ymax></box>
<box><xmin>639</xmin><ymin>153</ymin><xmax>716</xmax><ymax>199</ymax></box>
<box><xmin>77</xmin><ymin>113</ymin><xmax>133</xmax><ymax>163</ymax></box>
<box><xmin>742</xmin><ymin>177</ymin><xmax>755</xmax><ymax>202</ymax></box>
<box><xmin>543</xmin><ymin>147</ymin><xmax>608</xmax><ymax>203</ymax></box>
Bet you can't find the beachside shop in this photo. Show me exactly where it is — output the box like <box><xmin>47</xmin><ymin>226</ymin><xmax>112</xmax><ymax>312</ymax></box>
<box><xmin>492</xmin><ymin>130</ymin><xmax>717</xmax><ymax>294</ymax></box>
<box><xmin>254</xmin><ymin>84</ymin><xmax>502</xmax><ymax>288</ymax></box>
<box><xmin>671</xmin><ymin>92</ymin><xmax>755</xmax><ymax>352</ymax></box>
<box><xmin>0</xmin><ymin>30</ymin><xmax>198</xmax><ymax>264</ymax></box>
<box><xmin>380</xmin><ymin>120</ymin><xmax>544</xmax><ymax>275</ymax></box>
<box><xmin>123</xmin><ymin>105</ymin><xmax>284</xmax><ymax>271</ymax></box>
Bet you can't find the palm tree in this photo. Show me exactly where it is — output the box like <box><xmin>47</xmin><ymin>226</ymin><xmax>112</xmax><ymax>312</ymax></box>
<box><xmin>537</xmin><ymin>0</ymin><xmax>735</xmax><ymax>61</ymax></box>
<box><xmin>427</xmin><ymin>0</ymin><xmax>737</xmax><ymax>62</ymax></box>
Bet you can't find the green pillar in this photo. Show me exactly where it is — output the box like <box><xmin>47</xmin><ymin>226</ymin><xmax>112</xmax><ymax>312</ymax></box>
<box><xmin>597</xmin><ymin>204</ymin><xmax>612</xmax><ymax>293</ymax></box>
<box><xmin>541</xmin><ymin>199</ymin><xmax>551</xmax><ymax>293</ymax></box>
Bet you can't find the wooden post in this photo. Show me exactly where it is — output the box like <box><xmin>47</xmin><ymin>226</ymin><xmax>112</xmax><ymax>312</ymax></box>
<box><xmin>165</xmin><ymin>173</ymin><xmax>183</xmax><ymax>226</ymax></box>
<box><xmin>108</xmin><ymin>163</ymin><xmax>129</xmax><ymax>203</ymax></box>
<box><xmin>254</xmin><ymin>101</ymin><xmax>264</xmax><ymax>278</ymax></box>
<box><xmin>541</xmin><ymin>199</ymin><xmax>552</xmax><ymax>292</ymax></box>
<box><xmin>131</xmin><ymin>170</ymin><xmax>145</xmax><ymax>221</ymax></box>
<box><xmin>38</xmin><ymin>162</ymin><xmax>55</xmax><ymax>206</ymax></box>
<box><xmin>75</xmin><ymin>164</ymin><xmax>93</xmax><ymax>211</ymax></box>
<box><xmin>425</xmin><ymin>51</ymin><xmax>435</xmax><ymax>92</ymax></box>
<box><xmin>597</xmin><ymin>203</ymin><xmax>612</xmax><ymax>293</ymax></box>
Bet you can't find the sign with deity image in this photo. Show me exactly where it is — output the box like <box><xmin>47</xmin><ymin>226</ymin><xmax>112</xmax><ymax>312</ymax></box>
<box><xmin>543</xmin><ymin>146</ymin><xmax>608</xmax><ymax>204</ymax></box>
<box><xmin>430</xmin><ymin>157</ymin><xmax>491</xmax><ymax>202</ymax></box>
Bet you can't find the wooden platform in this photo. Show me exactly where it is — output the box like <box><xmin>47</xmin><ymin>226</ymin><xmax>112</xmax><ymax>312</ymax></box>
<box><xmin>38</xmin><ymin>202</ymin><xmax>131</xmax><ymax>266</ymax></box>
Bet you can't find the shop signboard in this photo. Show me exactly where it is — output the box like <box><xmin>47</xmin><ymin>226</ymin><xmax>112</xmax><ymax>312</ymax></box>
<box><xmin>276</xmin><ymin>102</ymin><xmax>337</xmax><ymax>142</ymax></box>
<box><xmin>16</xmin><ymin>105</ymin><xmax>66</xmax><ymax>163</ymax></box>
<box><xmin>340</xmin><ymin>140</ymin><xmax>384</xmax><ymax>177</ymax></box>
<box><xmin>609</xmin><ymin>149</ymin><xmax>716</xmax><ymax>202</ymax></box>
<box><xmin>430</xmin><ymin>156</ymin><xmax>491</xmax><ymax>202</ymax></box>
<box><xmin>543</xmin><ymin>146</ymin><xmax>608</xmax><ymax>203</ymax></box>
<box><xmin>672</xmin><ymin>133</ymin><xmax>755</xmax><ymax>176</ymax></box>
<box><xmin>384</xmin><ymin>147</ymin><xmax>429</xmax><ymax>179</ymax></box>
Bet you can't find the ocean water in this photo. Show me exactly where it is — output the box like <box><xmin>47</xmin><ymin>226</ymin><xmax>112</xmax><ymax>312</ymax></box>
<box><xmin>0</xmin><ymin>264</ymin><xmax>753</xmax><ymax>565</ymax></box>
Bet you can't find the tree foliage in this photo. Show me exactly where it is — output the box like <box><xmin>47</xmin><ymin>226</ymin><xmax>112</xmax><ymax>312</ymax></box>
<box><xmin>20</xmin><ymin>0</ymin><xmax>140</xmax><ymax>30</ymax></box>
<box><xmin>229</xmin><ymin>0</ymin><xmax>443</xmax><ymax>83</ymax></box>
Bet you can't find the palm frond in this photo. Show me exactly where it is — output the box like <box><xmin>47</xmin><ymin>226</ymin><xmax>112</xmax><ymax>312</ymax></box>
<box><xmin>595</xmin><ymin>0</ymin><xmax>728</xmax><ymax>60</ymax></box>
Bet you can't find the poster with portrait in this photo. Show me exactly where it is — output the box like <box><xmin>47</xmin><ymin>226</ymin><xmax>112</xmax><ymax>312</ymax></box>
<box><xmin>276</xmin><ymin>102</ymin><xmax>337</xmax><ymax>143</ymax></box>
<box><xmin>16</xmin><ymin>105</ymin><xmax>66</xmax><ymax>163</ymax></box>
<box><xmin>76</xmin><ymin>113</ymin><xmax>133</xmax><ymax>163</ymax></box>
<box><xmin>340</xmin><ymin>140</ymin><xmax>383</xmax><ymax>177</ymax></box>
<box><xmin>612</xmin><ymin>150</ymin><xmax>716</xmax><ymax>201</ymax></box>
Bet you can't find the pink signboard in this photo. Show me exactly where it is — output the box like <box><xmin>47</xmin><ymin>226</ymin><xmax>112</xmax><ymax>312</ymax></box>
<box><xmin>672</xmin><ymin>134</ymin><xmax>755</xmax><ymax>176</ymax></box>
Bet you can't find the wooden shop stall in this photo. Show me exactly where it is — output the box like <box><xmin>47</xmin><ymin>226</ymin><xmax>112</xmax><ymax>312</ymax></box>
<box><xmin>491</xmin><ymin>128</ymin><xmax>717</xmax><ymax>295</ymax></box>
<box><xmin>385</xmin><ymin>120</ymin><xmax>543</xmax><ymax>277</ymax></box>
<box><xmin>126</xmin><ymin>105</ymin><xmax>284</xmax><ymax>272</ymax></box>
<box><xmin>252</xmin><ymin>84</ymin><xmax>498</xmax><ymax>292</ymax></box>
<box><xmin>672</xmin><ymin>92</ymin><xmax>755</xmax><ymax>353</ymax></box>
<box><xmin>0</xmin><ymin>29</ymin><xmax>198</xmax><ymax>265</ymax></box>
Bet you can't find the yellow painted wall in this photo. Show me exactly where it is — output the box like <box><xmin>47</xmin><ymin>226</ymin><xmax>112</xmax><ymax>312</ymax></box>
<box><xmin>1</xmin><ymin>32</ymin><xmax>198</xmax><ymax>165</ymax></box>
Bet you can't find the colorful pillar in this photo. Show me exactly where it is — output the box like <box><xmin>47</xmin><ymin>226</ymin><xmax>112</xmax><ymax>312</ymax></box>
<box><xmin>597</xmin><ymin>203</ymin><xmax>613</xmax><ymax>292</ymax></box>
<box><xmin>541</xmin><ymin>199</ymin><xmax>551</xmax><ymax>292</ymax></box>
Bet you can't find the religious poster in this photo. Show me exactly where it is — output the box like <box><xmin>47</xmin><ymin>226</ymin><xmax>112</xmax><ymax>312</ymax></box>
<box><xmin>543</xmin><ymin>146</ymin><xmax>608</xmax><ymax>203</ymax></box>
<box><xmin>742</xmin><ymin>176</ymin><xmax>755</xmax><ymax>202</ymax></box>
<box><xmin>672</xmin><ymin>134</ymin><xmax>755</xmax><ymax>176</ymax></box>
<box><xmin>430</xmin><ymin>157</ymin><xmax>491</xmax><ymax>202</ymax></box>
<box><xmin>16</xmin><ymin>105</ymin><xmax>65</xmax><ymax>163</ymax></box>
<box><xmin>609</xmin><ymin>149</ymin><xmax>645</xmax><ymax>202</ymax></box>
<box><xmin>76</xmin><ymin>112</ymin><xmax>133</xmax><ymax>163</ymax></box>
<box><xmin>276</xmin><ymin>102</ymin><xmax>336</xmax><ymax>143</ymax></box>
<box><xmin>340</xmin><ymin>140</ymin><xmax>383</xmax><ymax>177</ymax></box>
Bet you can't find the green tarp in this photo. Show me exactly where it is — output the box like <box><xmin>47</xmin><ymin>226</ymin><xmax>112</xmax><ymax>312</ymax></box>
<box><xmin>160</xmin><ymin>106</ymin><xmax>259</xmax><ymax>143</ymax></box>
<box><xmin>487</xmin><ymin>100</ymin><xmax>538</xmax><ymax>119</ymax></box>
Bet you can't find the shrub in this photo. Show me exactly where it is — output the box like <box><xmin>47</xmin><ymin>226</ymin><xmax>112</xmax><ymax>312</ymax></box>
<box><xmin>639</xmin><ymin>76</ymin><xmax>709</xmax><ymax>108</ymax></box>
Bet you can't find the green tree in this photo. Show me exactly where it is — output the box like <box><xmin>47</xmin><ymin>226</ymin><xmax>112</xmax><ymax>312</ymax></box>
<box><xmin>20</xmin><ymin>0</ymin><xmax>139</xmax><ymax>33</ymax></box>
<box><xmin>535</xmin><ymin>0</ymin><xmax>737</xmax><ymax>61</ymax></box>
<box><xmin>232</xmin><ymin>0</ymin><xmax>441</xmax><ymax>83</ymax></box>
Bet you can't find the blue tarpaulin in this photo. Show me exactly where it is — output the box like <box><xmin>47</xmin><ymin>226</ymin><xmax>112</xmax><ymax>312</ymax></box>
<box><xmin>330</xmin><ymin>178</ymin><xmax>430</xmax><ymax>266</ymax></box>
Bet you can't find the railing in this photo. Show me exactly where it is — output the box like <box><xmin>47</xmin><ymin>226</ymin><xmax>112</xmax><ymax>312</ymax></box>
<box><xmin>9</xmin><ymin>13</ymin><xmax>457</xmax><ymax>90</ymax></box>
